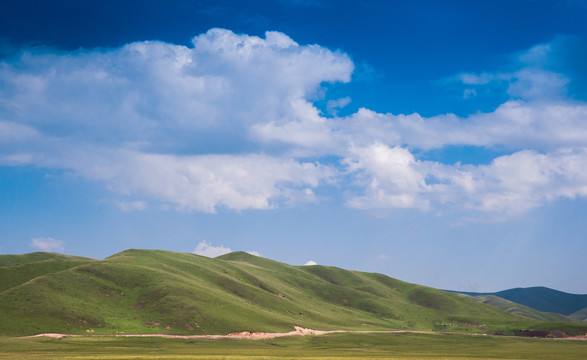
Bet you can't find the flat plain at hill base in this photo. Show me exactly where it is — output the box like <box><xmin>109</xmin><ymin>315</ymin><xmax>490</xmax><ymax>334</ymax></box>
<box><xmin>23</xmin><ymin>327</ymin><xmax>407</xmax><ymax>340</ymax></box>
<box><xmin>3</xmin><ymin>331</ymin><xmax>587</xmax><ymax>360</ymax></box>
<box><xmin>22</xmin><ymin>327</ymin><xmax>587</xmax><ymax>340</ymax></box>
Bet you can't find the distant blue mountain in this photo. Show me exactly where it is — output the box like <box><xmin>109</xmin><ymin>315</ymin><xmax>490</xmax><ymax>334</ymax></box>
<box><xmin>457</xmin><ymin>287</ymin><xmax>587</xmax><ymax>317</ymax></box>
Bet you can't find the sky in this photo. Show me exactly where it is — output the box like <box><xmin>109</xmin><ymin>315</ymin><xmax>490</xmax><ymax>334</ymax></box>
<box><xmin>1</xmin><ymin>0</ymin><xmax>587</xmax><ymax>294</ymax></box>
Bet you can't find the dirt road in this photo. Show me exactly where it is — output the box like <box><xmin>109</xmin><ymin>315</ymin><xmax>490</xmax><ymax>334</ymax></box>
<box><xmin>23</xmin><ymin>327</ymin><xmax>587</xmax><ymax>341</ymax></box>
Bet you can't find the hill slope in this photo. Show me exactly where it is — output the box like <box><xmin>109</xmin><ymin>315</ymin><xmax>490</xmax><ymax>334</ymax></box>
<box><xmin>459</xmin><ymin>287</ymin><xmax>587</xmax><ymax>316</ymax></box>
<box><xmin>1</xmin><ymin>250</ymin><xmax>584</xmax><ymax>336</ymax></box>
<box><xmin>0</xmin><ymin>252</ymin><xmax>95</xmax><ymax>293</ymax></box>
<box><xmin>570</xmin><ymin>307</ymin><xmax>587</xmax><ymax>322</ymax></box>
<box><xmin>458</xmin><ymin>294</ymin><xmax>574</xmax><ymax>322</ymax></box>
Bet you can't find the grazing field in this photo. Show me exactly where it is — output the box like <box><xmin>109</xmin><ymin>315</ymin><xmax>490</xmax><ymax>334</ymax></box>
<box><xmin>3</xmin><ymin>250</ymin><xmax>587</xmax><ymax>359</ymax></box>
<box><xmin>6</xmin><ymin>250</ymin><xmax>584</xmax><ymax>338</ymax></box>
<box><xmin>1</xmin><ymin>332</ymin><xmax>586</xmax><ymax>360</ymax></box>
<box><xmin>0</xmin><ymin>250</ymin><xmax>531</xmax><ymax>337</ymax></box>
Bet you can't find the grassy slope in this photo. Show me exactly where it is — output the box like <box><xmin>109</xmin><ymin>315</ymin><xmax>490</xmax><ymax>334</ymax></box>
<box><xmin>460</xmin><ymin>294</ymin><xmax>574</xmax><ymax>322</ymax></box>
<box><xmin>1</xmin><ymin>249</ymin><xmax>585</xmax><ymax>337</ymax></box>
<box><xmin>462</xmin><ymin>287</ymin><xmax>587</xmax><ymax>316</ymax></box>
<box><xmin>571</xmin><ymin>307</ymin><xmax>587</xmax><ymax>322</ymax></box>
<box><xmin>0</xmin><ymin>252</ymin><xmax>92</xmax><ymax>267</ymax></box>
<box><xmin>0</xmin><ymin>253</ymin><xmax>95</xmax><ymax>293</ymax></box>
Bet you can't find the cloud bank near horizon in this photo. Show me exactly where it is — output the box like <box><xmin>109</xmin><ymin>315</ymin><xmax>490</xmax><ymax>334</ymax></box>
<box><xmin>2</xmin><ymin>29</ymin><xmax>587</xmax><ymax>219</ymax></box>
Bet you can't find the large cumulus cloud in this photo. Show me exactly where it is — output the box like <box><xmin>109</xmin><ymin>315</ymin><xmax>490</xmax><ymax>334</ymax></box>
<box><xmin>0</xmin><ymin>29</ymin><xmax>349</xmax><ymax>212</ymax></box>
<box><xmin>1</xmin><ymin>29</ymin><xmax>587</xmax><ymax>219</ymax></box>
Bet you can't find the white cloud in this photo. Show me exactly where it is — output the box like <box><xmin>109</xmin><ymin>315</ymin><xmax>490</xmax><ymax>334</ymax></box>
<box><xmin>344</xmin><ymin>142</ymin><xmax>587</xmax><ymax>218</ymax></box>
<box><xmin>282</xmin><ymin>188</ymin><xmax>319</xmax><ymax>207</ymax></box>
<box><xmin>341</xmin><ymin>100</ymin><xmax>587</xmax><ymax>151</ymax></box>
<box><xmin>304</xmin><ymin>260</ymin><xmax>317</xmax><ymax>266</ymax></box>
<box><xmin>31</xmin><ymin>237</ymin><xmax>65</xmax><ymax>252</ymax></box>
<box><xmin>345</xmin><ymin>142</ymin><xmax>431</xmax><ymax>210</ymax></box>
<box><xmin>251</xmin><ymin>98</ymin><xmax>338</xmax><ymax>151</ymax></box>
<box><xmin>87</xmin><ymin>151</ymin><xmax>334</xmax><ymax>213</ymax></box>
<box><xmin>452</xmin><ymin>44</ymin><xmax>570</xmax><ymax>102</ymax></box>
<box><xmin>2</xmin><ymin>30</ymin><xmax>587</xmax><ymax>222</ymax></box>
<box><xmin>0</xmin><ymin>120</ymin><xmax>39</xmax><ymax>143</ymax></box>
<box><xmin>463</xmin><ymin>88</ymin><xmax>477</xmax><ymax>98</ymax></box>
<box><xmin>506</xmin><ymin>68</ymin><xmax>569</xmax><ymax>100</ymax></box>
<box><xmin>373</xmin><ymin>254</ymin><xmax>390</xmax><ymax>263</ymax></box>
<box><xmin>466</xmin><ymin>148</ymin><xmax>587</xmax><ymax>215</ymax></box>
<box><xmin>326</xmin><ymin>96</ymin><xmax>351</xmax><ymax>115</ymax></box>
<box><xmin>0</xmin><ymin>28</ymin><xmax>350</xmax><ymax>154</ymax></box>
<box><xmin>117</xmin><ymin>200</ymin><xmax>148</xmax><ymax>212</ymax></box>
<box><xmin>247</xmin><ymin>250</ymin><xmax>261</xmax><ymax>256</ymax></box>
<box><xmin>0</xmin><ymin>29</ymin><xmax>348</xmax><ymax>212</ymax></box>
<box><xmin>457</xmin><ymin>72</ymin><xmax>499</xmax><ymax>85</ymax></box>
<box><xmin>192</xmin><ymin>241</ymin><xmax>232</xmax><ymax>258</ymax></box>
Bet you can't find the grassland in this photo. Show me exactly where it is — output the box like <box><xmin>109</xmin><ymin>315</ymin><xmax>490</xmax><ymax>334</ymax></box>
<box><xmin>1</xmin><ymin>332</ymin><xmax>586</xmax><ymax>359</ymax></box>
<box><xmin>2</xmin><ymin>249</ymin><xmax>587</xmax><ymax>339</ymax></box>
<box><xmin>0</xmin><ymin>249</ymin><xmax>521</xmax><ymax>336</ymax></box>
<box><xmin>459</xmin><ymin>294</ymin><xmax>574</xmax><ymax>322</ymax></box>
<box><xmin>459</xmin><ymin>287</ymin><xmax>587</xmax><ymax>321</ymax></box>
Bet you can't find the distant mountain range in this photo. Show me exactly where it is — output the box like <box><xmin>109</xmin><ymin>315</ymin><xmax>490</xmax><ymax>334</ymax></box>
<box><xmin>1</xmin><ymin>250</ymin><xmax>587</xmax><ymax>337</ymax></box>
<box><xmin>453</xmin><ymin>287</ymin><xmax>587</xmax><ymax>322</ymax></box>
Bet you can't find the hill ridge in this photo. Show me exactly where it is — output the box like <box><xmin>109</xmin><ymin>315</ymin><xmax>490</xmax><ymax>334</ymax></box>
<box><xmin>457</xmin><ymin>287</ymin><xmax>587</xmax><ymax>316</ymax></box>
<box><xmin>2</xmin><ymin>250</ymin><xmax>587</xmax><ymax>337</ymax></box>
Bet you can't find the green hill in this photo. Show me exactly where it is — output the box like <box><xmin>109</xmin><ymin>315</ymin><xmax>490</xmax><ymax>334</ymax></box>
<box><xmin>460</xmin><ymin>287</ymin><xmax>587</xmax><ymax>316</ymax></box>
<box><xmin>570</xmin><ymin>307</ymin><xmax>587</xmax><ymax>322</ymax></box>
<box><xmin>0</xmin><ymin>252</ymin><xmax>93</xmax><ymax>267</ymax></box>
<box><xmin>0</xmin><ymin>252</ymin><xmax>95</xmax><ymax>293</ymax></box>
<box><xmin>458</xmin><ymin>294</ymin><xmax>574</xmax><ymax>322</ymax></box>
<box><xmin>1</xmin><ymin>250</ymin><xmax>585</xmax><ymax>337</ymax></box>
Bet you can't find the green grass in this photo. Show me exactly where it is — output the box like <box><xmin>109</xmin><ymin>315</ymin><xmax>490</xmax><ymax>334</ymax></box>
<box><xmin>0</xmin><ymin>255</ymin><xmax>94</xmax><ymax>293</ymax></box>
<box><xmin>2</xmin><ymin>249</ymin><xmax>586</xmax><ymax>337</ymax></box>
<box><xmin>0</xmin><ymin>333</ymin><xmax>586</xmax><ymax>359</ymax></box>
<box><xmin>460</xmin><ymin>294</ymin><xmax>574</xmax><ymax>322</ymax></box>
<box><xmin>0</xmin><ymin>252</ymin><xmax>94</xmax><ymax>267</ymax></box>
<box><xmin>571</xmin><ymin>307</ymin><xmax>587</xmax><ymax>321</ymax></box>
<box><xmin>461</xmin><ymin>287</ymin><xmax>587</xmax><ymax>317</ymax></box>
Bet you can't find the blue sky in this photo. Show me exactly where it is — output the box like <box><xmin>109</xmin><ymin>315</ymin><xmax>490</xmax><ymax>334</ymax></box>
<box><xmin>1</xmin><ymin>0</ymin><xmax>587</xmax><ymax>293</ymax></box>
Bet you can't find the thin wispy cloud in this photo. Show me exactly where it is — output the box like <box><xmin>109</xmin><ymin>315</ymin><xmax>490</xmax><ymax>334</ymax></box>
<box><xmin>31</xmin><ymin>238</ymin><xmax>65</xmax><ymax>252</ymax></box>
<box><xmin>117</xmin><ymin>201</ymin><xmax>148</xmax><ymax>212</ymax></box>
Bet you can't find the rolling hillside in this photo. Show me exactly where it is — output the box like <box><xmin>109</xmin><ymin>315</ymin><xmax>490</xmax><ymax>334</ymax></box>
<box><xmin>1</xmin><ymin>250</ymin><xmax>585</xmax><ymax>337</ymax></box>
<box><xmin>570</xmin><ymin>307</ymin><xmax>587</xmax><ymax>322</ymax></box>
<box><xmin>457</xmin><ymin>294</ymin><xmax>574</xmax><ymax>322</ymax></box>
<box><xmin>459</xmin><ymin>287</ymin><xmax>587</xmax><ymax>318</ymax></box>
<box><xmin>0</xmin><ymin>252</ymin><xmax>94</xmax><ymax>293</ymax></box>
